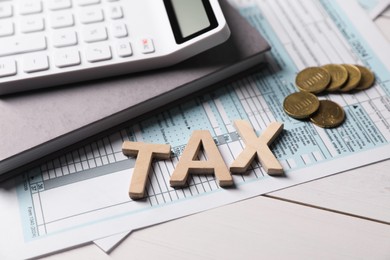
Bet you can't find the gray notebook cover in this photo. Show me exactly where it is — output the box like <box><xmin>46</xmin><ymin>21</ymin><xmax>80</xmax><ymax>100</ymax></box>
<box><xmin>0</xmin><ymin>1</ymin><xmax>270</xmax><ymax>176</ymax></box>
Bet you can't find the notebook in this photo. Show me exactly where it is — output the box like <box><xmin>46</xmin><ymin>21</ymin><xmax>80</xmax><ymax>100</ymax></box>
<box><xmin>0</xmin><ymin>0</ymin><xmax>270</xmax><ymax>178</ymax></box>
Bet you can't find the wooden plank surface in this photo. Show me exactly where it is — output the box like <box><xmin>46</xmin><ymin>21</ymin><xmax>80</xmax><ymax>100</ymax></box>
<box><xmin>41</xmin><ymin>196</ymin><xmax>390</xmax><ymax>260</ymax></box>
<box><xmin>269</xmin><ymin>159</ymin><xmax>390</xmax><ymax>224</ymax></box>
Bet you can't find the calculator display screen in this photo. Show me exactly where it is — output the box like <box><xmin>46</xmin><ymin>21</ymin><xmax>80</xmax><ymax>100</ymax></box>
<box><xmin>164</xmin><ymin>0</ymin><xmax>219</xmax><ymax>44</ymax></box>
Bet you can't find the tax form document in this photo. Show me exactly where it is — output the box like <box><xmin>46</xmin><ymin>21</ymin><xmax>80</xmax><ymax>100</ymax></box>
<box><xmin>2</xmin><ymin>0</ymin><xmax>390</xmax><ymax>258</ymax></box>
<box><xmin>96</xmin><ymin>0</ymin><xmax>390</xmax><ymax>251</ymax></box>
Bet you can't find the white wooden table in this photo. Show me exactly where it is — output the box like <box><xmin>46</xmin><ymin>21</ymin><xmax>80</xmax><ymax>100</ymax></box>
<box><xmin>40</xmin><ymin>14</ymin><xmax>390</xmax><ymax>260</ymax></box>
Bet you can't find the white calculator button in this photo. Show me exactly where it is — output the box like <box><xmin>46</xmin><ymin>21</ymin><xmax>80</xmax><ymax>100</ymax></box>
<box><xmin>20</xmin><ymin>16</ymin><xmax>45</xmax><ymax>33</ymax></box>
<box><xmin>55</xmin><ymin>49</ymin><xmax>81</xmax><ymax>68</ymax></box>
<box><xmin>0</xmin><ymin>35</ymin><xmax>46</xmax><ymax>57</ymax></box>
<box><xmin>79</xmin><ymin>8</ymin><xmax>104</xmax><ymax>24</ymax></box>
<box><xmin>140</xmin><ymin>38</ymin><xmax>155</xmax><ymax>54</ymax></box>
<box><xmin>50</xmin><ymin>12</ymin><xmax>74</xmax><ymax>29</ymax></box>
<box><xmin>86</xmin><ymin>44</ymin><xmax>112</xmax><ymax>62</ymax></box>
<box><xmin>0</xmin><ymin>21</ymin><xmax>14</xmax><ymax>37</ymax></box>
<box><xmin>83</xmin><ymin>25</ymin><xmax>107</xmax><ymax>43</ymax></box>
<box><xmin>116</xmin><ymin>42</ymin><xmax>132</xmax><ymax>57</ymax></box>
<box><xmin>0</xmin><ymin>59</ymin><xmax>17</xmax><ymax>78</ymax></box>
<box><xmin>23</xmin><ymin>54</ymin><xmax>49</xmax><ymax>73</ymax></box>
<box><xmin>108</xmin><ymin>6</ymin><xmax>123</xmax><ymax>19</ymax></box>
<box><xmin>48</xmin><ymin>0</ymin><xmax>72</xmax><ymax>11</ymax></box>
<box><xmin>0</xmin><ymin>3</ymin><xmax>13</xmax><ymax>18</ymax></box>
<box><xmin>77</xmin><ymin>0</ymin><xmax>101</xmax><ymax>6</ymax></box>
<box><xmin>111</xmin><ymin>23</ymin><xmax>127</xmax><ymax>38</ymax></box>
<box><xmin>52</xmin><ymin>30</ymin><xmax>78</xmax><ymax>47</ymax></box>
<box><xmin>19</xmin><ymin>1</ymin><xmax>43</xmax><ymax>15</ymax></box>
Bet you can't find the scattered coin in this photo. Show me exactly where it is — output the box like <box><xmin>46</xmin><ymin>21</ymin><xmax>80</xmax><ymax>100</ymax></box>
<box><xmin>322</xmin><ymin>64</ymin><xmax>348</xmax><ymax>92</ymax></box>
<box><xmin>295</xmin><ymin>67</ymin><xmax>331</xmax><ymax>94</ymax></box>
<box><xmin>339</xmin><ymin>64</ymin><xmax>361</xmax><ymax>92</ymax></box>
<box><xmin>310</xmin><ymin>100</ymin><xmax>345</xmax><ymax>128</ymax></box>
<box><xmin>283</xmin><ymin>92</ymin><xmax>320</xmax><ymax>119</ymax></box>
<box><xmin>355</xmin><ymin>65</ymin><xmax>375</xmax><ymax>90</ymax></box>
<box><xmin>288</xmin><ymin>64</ymin><xmax>375</xmax><ymax>128</ymax></box>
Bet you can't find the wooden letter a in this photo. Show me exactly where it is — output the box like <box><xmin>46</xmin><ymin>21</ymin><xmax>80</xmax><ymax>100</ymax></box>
<box><xmin>122</xmin><ymin>141</ymin><xmax>171</xmax><ymax>200</ymax></box>
<box><xmin>170</xmin><ymin>130</ymin><xmax>233</xmax><ymax>188</ymax></box>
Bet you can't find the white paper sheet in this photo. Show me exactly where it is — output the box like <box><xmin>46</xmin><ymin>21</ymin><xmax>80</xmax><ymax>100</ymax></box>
<box><xmin>96</xmin><ymin>2</ymin><xmax>390</xmax><ymax>252</ymax></box>
<box><xmin>2</xmin><ymin>0</ymin><xmax>390</xmax><ymax>259</ymax></box>
<box><xmin>358</xmin><ymin>0</ymin><xmax>390</xmax><ymax>19</ymax></box>
<box><xmin>93</xmin><ymin>231</ymin><xmax>130</xmax><ymax>253</ymax></box>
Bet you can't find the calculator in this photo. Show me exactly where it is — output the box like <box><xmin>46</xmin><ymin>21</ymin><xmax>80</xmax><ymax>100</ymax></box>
<box><xmin>0</xmin><ymin>0</ymin><xmax>230</xmax><ymax>95</ymax></box>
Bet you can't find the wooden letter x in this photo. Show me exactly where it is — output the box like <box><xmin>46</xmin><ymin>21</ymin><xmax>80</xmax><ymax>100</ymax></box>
<box><xmin>170</xmin><ymin>130</ymin><xmax>233</xmax><ymax>188</ymax></box>
<box><xmin>122</xmin><ymin>141</ymin><xmax>171</xmax><ymax>200</ymax></box>
<box><xmin>230</xmin><ymin>120</ymin><xmax>284</xmax><ymax>175</ymax></box>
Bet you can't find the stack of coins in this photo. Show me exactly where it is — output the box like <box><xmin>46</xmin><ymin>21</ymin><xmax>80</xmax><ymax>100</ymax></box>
<box><xmin>295</xmin><ymin>64</ymin><xmax>375</xmax><ymax>94</ymax></box>
<box><xmin>283</xmin><ymin>64</ymin><xmax>375</xmax><ymax>128</ymax></box>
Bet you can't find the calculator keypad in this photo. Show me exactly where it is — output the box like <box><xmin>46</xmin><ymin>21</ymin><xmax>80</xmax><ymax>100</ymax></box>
<box><xmin>0</xmin><ymin>0</ymin><xmax>156</xmax><ymax>78</ymax></box>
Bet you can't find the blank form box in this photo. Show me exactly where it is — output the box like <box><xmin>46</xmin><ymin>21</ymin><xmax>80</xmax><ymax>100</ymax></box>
<box><xmin>108</xmin><ymin>154</ymin><xmax>116</xmax><ymax>163</ymax></box>
<box><xmin>162</xmin><ymin>192</ymin><xmax>172</xmax><ymax>203</ymax></box>
<box><xmin>146</xmin><ymin>183</ymin><xmax>155</xmax><ymax>197</ymax></box>
<box><xmin>72</xmin><ymin>151</ymin><xmax>81</xmax><ymax>163</ymax></box>
<box><xmin>175</xmin><ymin>189</ymin><xmax>186</xmax><ymax>200</ymax></box>
<box><xmin>88</xmin><ymin>159</ymin><xmax>97</xmax><ymax>168</ymax></box>
<box><xmin>66</xmin><ymin>153</ymin><xmax>74</xmax><ymax>165</ymax></box>
<box><xmin>54</xmin><ymin>167</ymin><xmax>63</xmax><ymax>177</ymax></box>
<box><xmin>32</xmin><ymin>193</ymin><xmax>44</xmax><ymax>226</ymax></box>
<box><xmin>155</xmin><ymin>194</ymin><xmax>164</xmax><ymax>205</ymax></box>
<box><xmin>75</xmin><ymin>162</ymin><xmax>83</xmax><ymax>172</ymax></box>
<box><xmin>42</xmin><ymin>171</ymin><xmax>50</xmax><ymax>181</ymax></box>
<box><xmin>109</xmin><ymin>132</ymin><xmax>124</xmax><ymax>152</ymax></box>
<box><xmin>62</xmin><ymin>166</ymin><xmax>70</xmax><ymax>175</ymax></box>
<box><xmin>49</xmin><ymin>169</ymin><xmax>56</xmax><ymax>179</ymax></box>
<box><xmin>218</xmin><ymin>143</ymin><xmax>234</xmax><ymax>166</ymax></box>
<box><xmin>103</xmin><ymin>137</ymin><xmax>113</xmax><ymax>153</ymax></box>
<box><xmin>312</xmin><ymin>151</ymin><xmax>324</xmax><ymax>161</ymax></box>
<box><xmin>68</xmin><ymin>164</ymin><xmax>76</xmax><ymax>174</ymax></box>
<box><xmin>280</xmin><ymin>160</ymin><xmax>290</xmax><ymax>170</ymax></box>
<box><xmin>38</xmin><ymin>225</ymin><xmax>46</xmax><ymax>237</ymax></box>
<box><xmin>254</xmin><ymin>166</ymin><xmax>265</xmax><ymax>178</ymax></box>
<box><xmin>101</xmin><ymin>156</ymin><xmax>109</xmax><ymax>165</ymax></box>
<box><xmin>201</xmin><ymin>183</ymin><xmax>212</xmax><ymax>193</ymax></box>
<box><xmin>95</xmin><ymin>158</ymin><xmax>103</xmax><ymax>167</ymax></box>
<box><xmin>114</xmin><ymin>151</ymin><xmax>127</xmax><ymax>161</ymax></box>
<box><xmin>228</xmin><ymin>140</ymin><xmax>244</xmax><ymax>160</ymax></box>
<box><xmin>195</xmin><ymin>183</ymin><xmax>206</xmax><ymax>194</ymax></box>
<box><xmin>301</xmin><ymin>154</ymin><xmax>312</xmax><ymax>164</ymax></box>
<box><xmin>97</xmin><ymin>140</ymin><xmax>107</xmax><ymax>156</ymax></box>
<box><xmin>148</xmin><ymin>195</ymin><xmax>157</xmax><ymax>206</ymax></box>
<box><xmin>82</xmin><ymin>160</ymin><xmax>89</xmax><ymax>170</ymax></box>
<box><xmin>183</xmin><ymin>187</ymin><xmax>193</xmax><ymax>197</ymax></box>
<box><xmin>376</xmin><ymin>123</ymin><xmax>390</xmax><ymax>141</ymax></box>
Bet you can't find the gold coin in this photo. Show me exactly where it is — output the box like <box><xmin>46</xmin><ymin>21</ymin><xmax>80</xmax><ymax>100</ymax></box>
<box><xmin>339</xmin><ymin>64</ymin><xmax>361</xmax><ymax>92</ymax></box>
<box><xmin>322</xmin><ymin>64</ymin><xmax>348</xmax><ymax>92</ymax></box>
<box><xmin>283</xmin><ymin>92</ymin><xmax>320</xmax><ymax>119</ymax></box>
<box><xmin>295</xmin><ymin>67</ymin><xmax>331</xmax><ymax>94</ymax></box>
<box><xmin>355</xmin><ymin>65</ymin><xmax>375</xmax><ymax>90</ymax></box>
<box><xmin>310</xmin><ymin>100</ymin><xmax>345</xmax><ymax>128</ymax></box>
